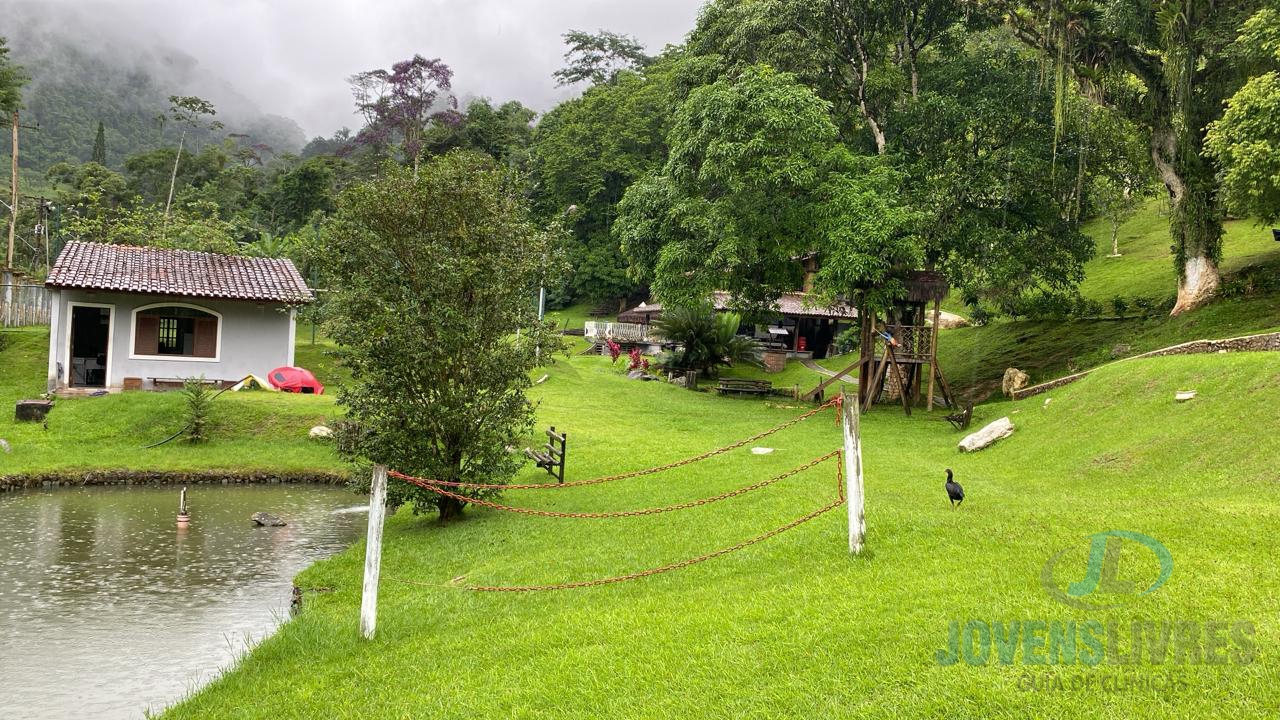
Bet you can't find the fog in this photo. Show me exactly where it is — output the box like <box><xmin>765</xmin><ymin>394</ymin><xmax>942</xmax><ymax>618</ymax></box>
<box><xmin>18</xmin><ymin>0</ymin><xmax>704</xmax><ymax>137</ymax></box>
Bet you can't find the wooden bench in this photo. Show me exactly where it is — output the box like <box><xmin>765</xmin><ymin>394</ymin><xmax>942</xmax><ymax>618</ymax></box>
<box><xmin>716</xmin><ymin>378</ymin><xmax>772</xmax><ymax>396</ymax></box>
<box><xmin>524</xmin><ymin>426</ymin><xmax>567</xmax><ymax>483</ymax></box>
<box><xmin>945</xmin><ymin>401</ymin><xmax>974</xmax><ymax>431</ymax></box>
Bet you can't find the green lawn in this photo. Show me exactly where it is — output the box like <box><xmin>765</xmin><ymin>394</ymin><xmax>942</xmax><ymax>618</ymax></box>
<box><xmin>1078</xmin><ymin>201</ymin><xmax>1279</xmax><ymax>303</ymax></box>
<box><xmin>0</xmin><ymin>326</ymin><xmax>343</xmax><ymax>478</ymax></box>
<box><xmin>163</xmin><ymin>350</ymin><xmax>1279</xmax><ymax>719</ymax></box>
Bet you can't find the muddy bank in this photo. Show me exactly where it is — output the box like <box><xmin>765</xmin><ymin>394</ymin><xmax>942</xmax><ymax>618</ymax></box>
<box><xmin>0</xmin><ymin>469</ymin><xmax>352</xmax><ymax>493</ymax></box>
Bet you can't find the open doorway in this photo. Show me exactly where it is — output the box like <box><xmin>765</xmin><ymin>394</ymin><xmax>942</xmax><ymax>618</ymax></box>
<box><xmin>69</xmin><ymin>305</ymin><xmax>111</xmax><ymax>387</ymax></box>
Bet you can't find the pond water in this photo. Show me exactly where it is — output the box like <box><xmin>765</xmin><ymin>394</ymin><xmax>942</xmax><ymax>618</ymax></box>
<box><xmin>0</xmin><ymin>484</ymin><xmax>366</xmax><ymax>719</ymax></box>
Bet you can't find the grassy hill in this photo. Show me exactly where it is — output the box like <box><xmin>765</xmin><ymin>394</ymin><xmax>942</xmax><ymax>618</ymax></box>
<box><xmin>0</xmin><ymin>327</ymin><xmax>341</xmax><ymax>479</ymax></box>
<box><xmin>161</xmin><ymin>350</ymin><xmax>1280</xmax><ymax>719</ymax></box>
<box><xmin>939</xmin><ymin>204</ymin><xmax>1280</xmax><ymax>398</ymax></box>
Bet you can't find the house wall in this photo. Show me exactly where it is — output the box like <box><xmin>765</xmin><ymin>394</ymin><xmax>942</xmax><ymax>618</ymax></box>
<box><xmin>49</xmin><ymin>290</ymin><xmax>297</xmax><ymax>390</ymax></box>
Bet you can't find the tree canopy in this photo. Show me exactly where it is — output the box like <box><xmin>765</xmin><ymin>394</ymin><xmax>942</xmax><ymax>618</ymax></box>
<box><xmin>316</xmin><ymin>152</ymin><xmax>565</xmax><ymax>519</ymax></box>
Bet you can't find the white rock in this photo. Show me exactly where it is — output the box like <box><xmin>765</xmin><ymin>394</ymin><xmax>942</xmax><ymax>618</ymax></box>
<box><xmin>958</xmin><ymin>417</ymin><xmax>1015</xmax><ymax>453</ymax></box>
<box><xmin>0</xmin><ymin>438</ymin><xmax>10</xmax><ymax>453</ymax></box>
<box><xmin>1175</xmin><ymin>391</ymin><xmax>1197</xmax><ymax>402</ymax></box>
<box><xmin>751</xmin><ymin>447</ymin><xmax>774</xmax><ymax>455</ymax></box>
<box><xmin>1043</xmin><ymin>398</ymin><xmax>1052</xmax><ymax>408</ymax></box>
<box><xmin>309</xmin><ymin>425</ymin><xmax>334</xmax><ymax>440</ymax></box>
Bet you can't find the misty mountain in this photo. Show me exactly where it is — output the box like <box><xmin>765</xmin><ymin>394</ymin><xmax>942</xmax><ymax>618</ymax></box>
<box><xmin>3</xmin><ymin>2</ymin><xmax>306</xmax><ymax>172</ymax></box>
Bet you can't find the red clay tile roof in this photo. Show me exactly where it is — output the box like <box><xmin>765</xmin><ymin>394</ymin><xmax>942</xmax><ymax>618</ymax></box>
<box><xmin>45</xmin><ymin>241</ymin><xmax>314</xmax><ymax>304</ymax></box>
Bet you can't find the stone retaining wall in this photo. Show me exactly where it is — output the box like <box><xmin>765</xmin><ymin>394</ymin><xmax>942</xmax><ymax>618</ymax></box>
<box><xmin>0</xmin><ymin>469</ymin><xmax>352</xmax><ymax>493</ymax></box>
<box><xmin>1012</xmin><ymin>331</ymin><xmax>1280</xmax><ymax>400</ymax></box>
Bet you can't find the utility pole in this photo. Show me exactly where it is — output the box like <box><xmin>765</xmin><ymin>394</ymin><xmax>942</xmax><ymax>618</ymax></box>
<box><xmin>4</xmin><ymin>111</ymin><xmax>38</xmax><ymax>273</ymax></box>
<box><xmin>7</xmin><ymin>109</ymin><xmax>17</xmax><ymax>272</ymax></box>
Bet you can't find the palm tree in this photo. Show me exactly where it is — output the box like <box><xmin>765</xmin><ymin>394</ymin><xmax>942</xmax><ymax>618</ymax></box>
<box><xmin>656</xmin><ymin>304</ymin><xmax>760</xmax><ymax>373</ymax></box>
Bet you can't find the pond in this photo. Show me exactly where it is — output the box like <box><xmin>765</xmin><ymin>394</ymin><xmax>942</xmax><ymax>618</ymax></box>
<box><xmin>0</xmin><ymin>483</ymin><xmax>366</xmax><ymax>719</ymax></box>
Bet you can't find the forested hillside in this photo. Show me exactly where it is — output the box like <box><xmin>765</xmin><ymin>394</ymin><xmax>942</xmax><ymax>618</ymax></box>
<box><xmin>3</xmin><ymin>2</ymin><xmax>304</xmax><ymax>172</ymax></box>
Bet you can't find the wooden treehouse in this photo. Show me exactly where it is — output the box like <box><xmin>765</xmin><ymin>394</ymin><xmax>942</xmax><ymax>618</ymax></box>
<box><xmin>805</xmin><ymin>270</ymin><xmax>956</xmax><ymax>415</ymax></box>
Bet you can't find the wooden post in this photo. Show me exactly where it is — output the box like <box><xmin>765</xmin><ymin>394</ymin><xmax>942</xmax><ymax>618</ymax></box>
<box><xmin>360</xmin><ymin>464</ymin><xmax>388</xmax><ymax>640</ymax></box>
<box><xmin>927</xmin><ymin>298</ymin><xmax>941</xmax><ymax>412</ymax></box>
<box><xmin>841</xmin><ymin>389</ymin><xmax>866</xmax><ymax>554</ymax></box>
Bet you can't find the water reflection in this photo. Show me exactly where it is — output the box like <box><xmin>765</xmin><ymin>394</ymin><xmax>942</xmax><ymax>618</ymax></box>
<box><xmin>0</xmin><ymin>484</ymin><xmax>364</xmax><ymax>719</ymax></box>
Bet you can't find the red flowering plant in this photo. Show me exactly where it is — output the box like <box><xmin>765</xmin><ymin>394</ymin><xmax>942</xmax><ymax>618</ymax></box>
<box><xmin>606</xmin><ymin>339</ymin><xmax>622</xmax><ymax>364</ymax></box>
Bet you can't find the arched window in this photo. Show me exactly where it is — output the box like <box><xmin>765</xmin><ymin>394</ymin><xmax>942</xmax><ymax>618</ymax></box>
<box><xmin>132</xmin><ymin>304</ymin><xmax>221</xmax><ymax>359</ymax></box>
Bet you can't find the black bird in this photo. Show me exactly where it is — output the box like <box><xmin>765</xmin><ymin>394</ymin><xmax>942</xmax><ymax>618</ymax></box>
<box><xmin>945</xmin><ymin>469</ymin><xmax>964</xmax><ymax>509</ymax></box>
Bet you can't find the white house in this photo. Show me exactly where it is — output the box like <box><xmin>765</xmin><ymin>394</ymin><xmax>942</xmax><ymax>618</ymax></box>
<box><xmin>44</xmin><ymin>241</ymin><xmax>314</xmax><ymax>392</ymax></box>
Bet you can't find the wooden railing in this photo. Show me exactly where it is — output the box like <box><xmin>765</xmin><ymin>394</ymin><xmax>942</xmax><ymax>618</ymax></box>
<box><xmin>584</xmin><ymin>321</ymin><xmax>661</xmax><ymax>343</ymax></box>
<box><xmin>877</xmin><ymin>324</ymin><xmax>933</xmax><ymax>361</ymax></box>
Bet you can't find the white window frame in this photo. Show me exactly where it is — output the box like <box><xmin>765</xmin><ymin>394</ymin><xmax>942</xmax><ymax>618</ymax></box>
<box><xmin>129</xmin><ymin>302</ymin><xmax>223</xmax><ymax>362</ymax></box>
<box><xmin>65</xmin><ymin>301</ymin><xmax>116</xmax><ymax>387</ymax></box>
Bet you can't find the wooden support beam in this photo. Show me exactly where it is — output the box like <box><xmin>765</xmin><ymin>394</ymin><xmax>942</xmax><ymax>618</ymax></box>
<box><xmin>886</xmin><ymin>347</ymin><xmax>912</xmax><ymax>417</ymax></box>
<box><xmin>927</xmin><ymin>298</ymin><xmax>941</xmax><ymax>412</ymax></box>
<box><xmin>863</xmin><ymin>346</ymin><xmax>891</xmax><ymax>412</ymax></box>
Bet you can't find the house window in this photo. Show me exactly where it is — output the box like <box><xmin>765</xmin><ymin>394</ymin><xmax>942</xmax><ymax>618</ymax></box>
<box><xmin>134</xmin><ymin>306</ymin><xmax>219</xmax><ymax>359</ymax></box>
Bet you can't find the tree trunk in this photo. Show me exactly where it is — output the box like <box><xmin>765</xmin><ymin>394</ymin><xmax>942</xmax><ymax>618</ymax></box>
<box><xmin>162</xmin><ymin>129</ymin><xmax>186</xmax><ymax>241</ymax></box>
<box><xmin>1151</xmin><ymin>126</ymin><xmax>1222</xmax><ymax>315</ymax></box>
<box><xmin>1110</xmin><ymin>220</ymin><xmax>1121</xmax><ymax>257</ymax></box>
<box><xmin>437</xmin><ymin>496</ymin><xmax>466</xmax><ymax>521</ymax></box>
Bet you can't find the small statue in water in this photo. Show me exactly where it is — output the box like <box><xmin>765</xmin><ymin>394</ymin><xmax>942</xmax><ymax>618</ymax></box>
<box><xmin>177</xmin><ymin>487</ymin><xmax>191</xmax><ymax>529</ymax></box>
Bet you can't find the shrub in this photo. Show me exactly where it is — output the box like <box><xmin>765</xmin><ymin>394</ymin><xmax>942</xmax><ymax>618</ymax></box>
<box><xmin>627</xmin><ymin>347</ymin><xmax>646</xmax><ymax>371</ymax></box>
<box><xmin>181</xmin><ymin>376</ymin><xmax>213</xmax><ymax>444</ymax></box>
<box><xmin>655</xmin><ymin>304</ymin><xmax>760</xmax><ymax>373</ymax></box>
<box><xmin>834</xmin><ymin>326</ymin><xmax>860</xmax><ymax>355</ymax></box>
<box><xmin>606</xmin><ymin>339</ymin><xmax>622</xmax><ymax>364</ymax></box>
<box><xmin>1111</xmin><ymin>296</ymin><xmax>1129</xmax><ymax>317</ymax></box>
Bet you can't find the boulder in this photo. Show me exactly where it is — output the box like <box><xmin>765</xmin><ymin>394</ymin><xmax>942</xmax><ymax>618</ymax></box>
<box><xmin>1001</xmin><ymin>368</ymin><xmax>1030</xmax><ymax>397</ymax></box>
<box><xmin>627</xmin><ymin>370</ymin><xmax>655</xmax><ymax>381</ymax></box>
<box><xmin>251</xmin><ymin>512</ymin><xmax>288</xmax><ymax>527</ymax></box>
<box><xmin>309</xmin><ymin>425</ymin><xmax>333</xmax><ymax>440</ymax></box>
<box><xmin>935</xmin><ymin>311</ymin><xmax>971</xmax><ymax>330</ymax></box>
<box><xmin>959</xmin><ymin>417</ymin><xmax>1015</xmax><ymax>453</ymax></box>
<box><xmin>0</xmin><ymin>438</ymin><xmax>10</xmax><ymax>453</ymax></box>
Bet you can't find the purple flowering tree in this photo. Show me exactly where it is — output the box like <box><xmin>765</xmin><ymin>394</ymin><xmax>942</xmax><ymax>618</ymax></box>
<box><xmin>349</xmin><ymin>55</ymin><xmax>461</xmax><ymax>176</ymax></box>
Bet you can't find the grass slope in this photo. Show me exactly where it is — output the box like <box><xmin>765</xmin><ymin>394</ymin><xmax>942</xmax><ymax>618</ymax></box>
<box><xmin>940</xmin><ymin>204</ymin><xmax>1280</xmax><ymax>398</ymax></box>
<box><xmin>1078</xmin><ymin>201</ymin><xmax>1278</xmax><ymax>303</ymax></box>
<box><xmin>0</xmin><ymin>327</ymin><xmax>342</xmax><ymax>477</ymax></box>
<box><xmin>165</xmin><ymin>352</ymin><xmax>1280</xmax><ymax>719</ymax></box>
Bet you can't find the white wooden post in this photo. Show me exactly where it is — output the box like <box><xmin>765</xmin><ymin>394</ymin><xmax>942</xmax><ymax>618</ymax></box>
<box><xmin>360</xmin><ymin>464</ymin><xmax>388</xmax><ymax>639</ymax></box>
<box><xmin>841</xmin><ymin>390</ymin><xmax>866</xmax><ymax>554</ymax></box>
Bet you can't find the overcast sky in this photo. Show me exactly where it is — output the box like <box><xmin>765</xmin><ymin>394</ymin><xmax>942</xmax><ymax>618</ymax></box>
<box><xmin>41</xmin><ymin>0</ymin><xmax>705</xmax><ymax>137</ymax></box>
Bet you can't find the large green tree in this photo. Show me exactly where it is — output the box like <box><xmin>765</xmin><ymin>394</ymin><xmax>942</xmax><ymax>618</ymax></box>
<box><xmin>531</xmin><ymin>61</ymin><xmax>675</xmax><ymax>306</ymax></box>
<box><xmin>615</xmin><ymin>65</ymin><xmax>921</xmax><ymax>315</ymax></box>
<box><xmin>1206</xmin><ymin>6</ymin><xmax>1280</xmax><ymax>224</ymax></box>
<box><xmin>983</xmin><ymin>0</ymin><xmax>1265</xmax><ymax>313</ymax></box>
<box><xmin>317</xmin><ymin>152</ymin><xmax>565</xmax><ymax>520</ymax></box>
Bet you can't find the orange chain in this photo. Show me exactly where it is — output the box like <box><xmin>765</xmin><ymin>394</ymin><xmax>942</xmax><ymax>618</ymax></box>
<box><xmin>387</xmin><ymin>398</ymin><xmax>839</xmax><ymax>491</ymax></box>
<box><xmin>397</xmin><ymin>450</ymin><xmax>840</xmax><ymax>519</ymax></box>
<box><xmin>383</xmin><ymin>450</ymin><xmax>846</xmax><ymax>593</ymax></box>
